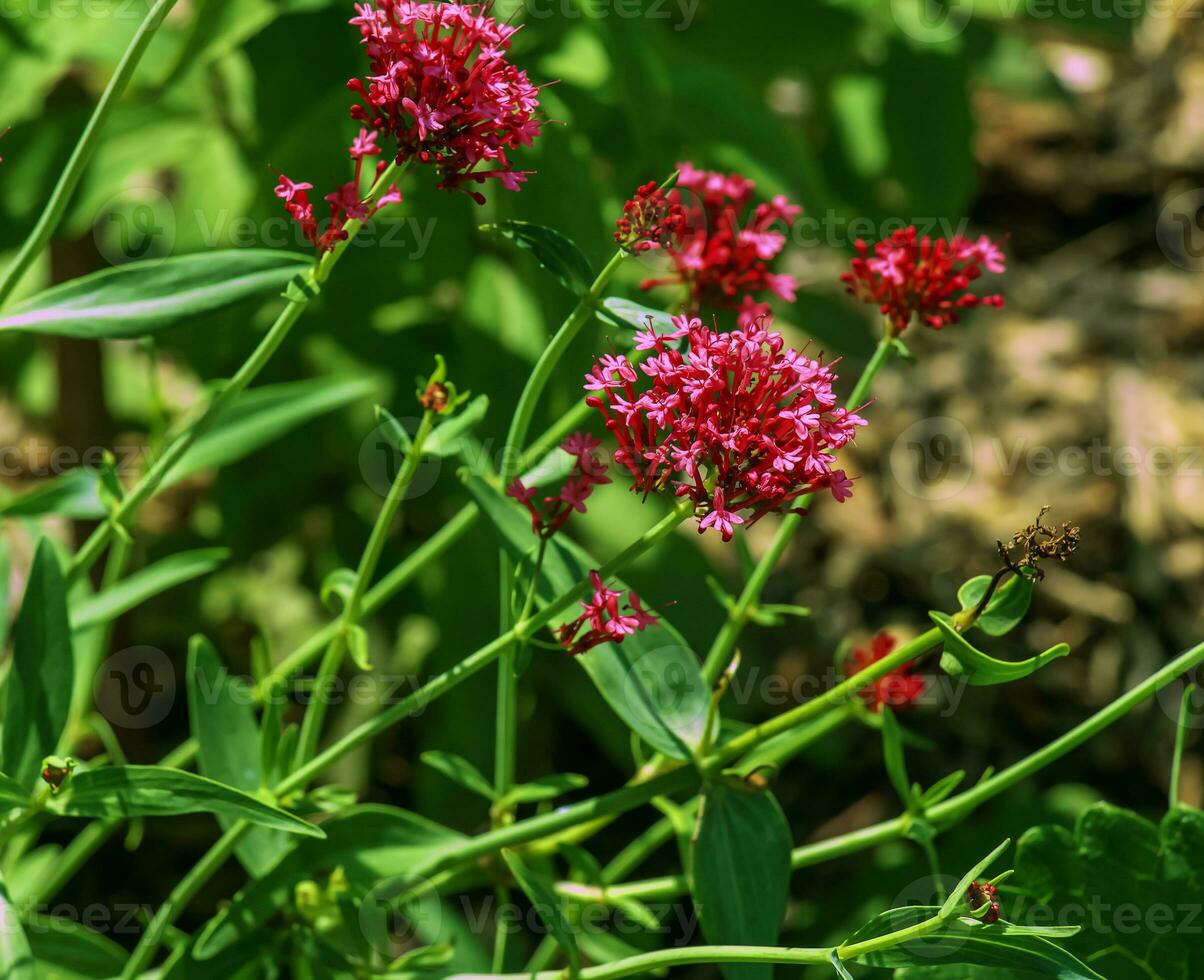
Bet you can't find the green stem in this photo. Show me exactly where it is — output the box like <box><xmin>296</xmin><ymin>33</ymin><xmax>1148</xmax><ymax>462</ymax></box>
<box><xmin>1170</xmin><ymin>683</ymin><xmax>1195</xmax><ymax>810</ymax></box>
<box><xmin>66</xmin><ymin>159</ymin><xmax>408</xmax><ymax>584</ymax></box>
<box><xmin>494</xmin><ymin>249</ymin><xmax>627</xmax><ymax>809</ymax></box>
<box><xmin>485</xmin><ymin>944</ymin><xmax>834</xmax><ymax>980</ymax></box>
<box><xmin>116</xmin><ymin>508</ymin><xmax>691</xmax><ymax>973</ymax></box>
<box><xmin>598</xmin><ymin>638</ymin><xmax>1204</xmax><ymax>903</ymax></box>
<box><xmin>700</xmin><ymin>331</ymin><xmax>897</xmax><ymax>686</ymax></box>
<box><xmin>293</xmin><ymin>409</ymin><xmax>436</xmax><ymax>768</ymax></box>
<box><xmin>0</xmin><ymin>0</ymin><xmax>182</xmax><ymax>308</ymax></box>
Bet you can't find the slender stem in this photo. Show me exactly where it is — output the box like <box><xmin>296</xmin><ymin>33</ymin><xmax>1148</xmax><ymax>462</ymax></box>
<box><xmin>1170</xmin><ymin>683</ymin><xmax>1195</xmax><ymax>810</ymax></box>
<box><xmin>704</xmin><ymin>630</ymin><xmax>937</xmax><ymax>772</ymax></box>
<box><xmin>293</xmin><ymin>409</ymin><xmax>436</xmax><ymax>768</ymax></box>
<box><xmin>486</xmin><ymin>944</ymin><xmax>835</xmax><ymax>980</ymax></box>
<box><xmin>119</xmin><ymin>824</ymin><xmax>244</xmax><ymax>979</ymax></box>
<box><xmin>66</xmin><ymin>161</ymin><xmax>409</xmax><ymax>585</ymax></box>
<box><xmin>0</xmin><ymin>0</ymin><xmax>182</xmax><ymax>308</ymax></box>
<box><xmin>494</xmin><ymin>249</ymin><xmax>627</xmax><ymax>815</ymax></box>
<box><xmin>700</xmin><ymin>331</ymin><xmax>898</xmax><ymax>686</ymax></box>
<box><xmin>601</xmin><ymin>639</ymin><xmax>1204</xmax><ymax>903</ymax></box>
<box><xmin>116</xmin><ymin>509</ymin><xmax>692</xmax><ymax>973</ymax></box>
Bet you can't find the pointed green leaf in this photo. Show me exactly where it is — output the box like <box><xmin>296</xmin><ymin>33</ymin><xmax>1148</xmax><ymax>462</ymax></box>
<box><xmin>690</xmin><ymin>786</ymin><xmax>792</xmax><ymax>980</ymax></box>
<box><xmin>4</xmin><ymin>538</ymin><xmax>74</xmax><ymax>789</ymax></box>
<box><xmin>498</xmin><ymin>773</ymin><xmax>589</xmax><ymax>808</ymax></box>
<box><xmin>50</xmin><ymin>766</ymin><xmax>324</xmax><ymax>838</ymax></box>
<box><xmin>881</xmin><ymin>708</ymin><xmax>914</xmax><ymax>809</ymax></box>
<box><xmin>599</xmin><ymin>298</ymin><xmax>677</xmax><ymax>343</ymax></box>
<box><xmin>188</xmin><ymin>637</ymin><xmax>289</xmax><ymax>878</ymax></box>
<box><xmin>70</xmin><ymin>549</ymin><xmax>228</xmax><ymax>632</ymax></box>
<box><xmin>26</xmin><ymin>913</ymin><xmax>128</xmax><ymax>979</ymax></box>
<box><xmin>482</xmin><ymin>221</ymin><xmax>594</xmax><ymax>294</ymax></box>
<box><xmin>931</xmin><ymin>612</ymin><xmax>1070</xmax><ymax>687</ymax></box>
<box><xmin>421</xmin><ymin>751</ymin><xmax>497</xmax><ymax>801</ymax></box>
<box><xmin>0</xmin><ymin>251</ymin><xmax>312</xmax><ymax>339</ymax></box>
<box><xmin>957</xmin><ymin>574</ymin><xmax>1034</xmax><ymax>637</ymax></box>
<box><xmin>423</xmin><ymin>395</ymin><xmax>489</xmax><ymax>458</ymax></box>
<box><xmin>0</xmin><ymin>468</ymin><xmax>106</xmax><ymax>521</ymax></box>
<box><xmin>0</xmin><ymin>773</ymin><xmax>30</xmax><ymax>809</ymax></box>
<box><xmin>502</xmin><ymin>850</ymin><xmax>580</xmax><ymax>974</ymax></box>
<box><xmin>462</xmin><ymin>473</ymin><xmax>708</xmax><ymax>759</ymax></box>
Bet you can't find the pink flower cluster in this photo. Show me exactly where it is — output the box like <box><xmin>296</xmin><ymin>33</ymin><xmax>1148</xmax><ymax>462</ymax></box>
<box><xmin>506</xmin><ymin>433</ymin><xmax>611</xmax><ymax>540</ymax></box>
<box><xmin>557</xmin><ymin>571</ymin><xmax>657</xmax><ymax>656</ymax></box>
<box><xmin>641</xmin><ymin>163</ymin><xmax>800</xmax><ymax>327</ymax></box>
<box><xmin>614</xmin><ymin>180</ymin><xmax>687</xmax><ymax>254</ymax></box>
<box><xmin>846</xmin><ymin>632</ymin><xmax>925</xmax><ymax>713</ymax></box>
<box><xmin>275</xmin><ymin>129</ymin><xmax>402</xmax><ymax>252</ymax></box>
<box><xmin>842</xmin><ymin>227</ymin><xmax>1007</xmax><ymax>334</ymax></box>
<box><xmin>348</xmin><ymin>1</ymin><xmax>543</xmax><ymax>203</ymax></box>
<box><xmin>585</xmin><ymin>313</ymin><xmax>866</xmax><ymax>541</ymax></box>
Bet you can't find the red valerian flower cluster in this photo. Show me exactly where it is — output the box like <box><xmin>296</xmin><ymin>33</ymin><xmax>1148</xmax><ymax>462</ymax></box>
<box><xmin>966</xmin><ymin>881</ymin><xmax>1001</xmax><ymax>925</ymax></box>
<box><xmin>348</xmin><ymin>1</ymin><xmax>543</xmax><ymax>203</ymax></box>
<box><xmin>846</xmin><ymin>632</ymin><xmax>925</xmax><ymax>713</ymax></box>
<box><xmin>585</xmin><ymin>313</ymin><xmax>866</xmax><ymax>542</ymax></box>
<box><xmin>276</xmin><ymin>129</ymin><xmax>402</xmax><ymax>252</ymax></box>
<box><xmin>557</xmin><ymin>571</ymin><xmax>657</xmax><ymax>656</ymax></box>
<box><xmin>842</xmin><ymin>227</ymin><xmax>1007</xmax><ymax>334</ymax></box>
<box><xmin>640</xmin><ymin>163</ymin><xmax>801</xmax><ymax>327</ymax></box>
<box><xmin>615</xmin><ymin>180</ymin><xmax>687</xmax><ymax>253</ymax></box>
<box><xmin>506</xmin><ymin>433</ymin><xmax>611</xmax><ymax>539</ymax></box>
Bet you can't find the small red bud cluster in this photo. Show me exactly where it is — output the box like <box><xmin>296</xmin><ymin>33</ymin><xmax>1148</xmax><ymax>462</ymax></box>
<box><xmin>966</xmin><ymin>881</ymin><xmax>1001</xmax><ymax>924</ymax></box>
<box><xmin>615</xmin><ymin>181</ymin><xmax>687</xmax><ymax>253</ymax></box>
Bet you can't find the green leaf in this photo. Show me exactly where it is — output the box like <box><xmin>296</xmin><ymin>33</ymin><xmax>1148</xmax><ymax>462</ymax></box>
<box><xmin>502</xmin><ymin>850</ymin><xmax>580</xmax><ymax>974</ymax></box>
<box><xmin>26</xmin><ymin>915</ymin><xmax>128</xmax><ymax>979</ymax></box>
<box><xmin>845</xmin><ymin>907</ymin><xmax>1102</xmax><ymax>978</ymax></box>
<box><xmin>50</xmin><ymin>766</ymin><xmax>324</xmax><ymax>838</ymax></box>
<box><xmin>188</xmin><ymin>637</ymin><xmax>290</xmax><ymax>878</ymax></box>
<box><xmin>166</xmin><ymin>376</ymin><xmax>375</xmax><ymax>485</ymax></box>
<box><xmin>828</xmin><ymin>950</ymin><xmax>855</xmax><ymax>979</ymax></box>
<box><xmin>0</xmin><ymin>772</ymin><xmax>30</xmax><ymax>808</ymax></box>
<box><xmin>690</xmin><ymin>786</ymin><xmax>792</xmax><ymax>980</ymax></box>
<box><xmin>423</xmin><ymin>394</ymin><xmax>489</xmax><ymax>458</ymax></box>
<box><xmin>482</xmin><ymin>221</ymin><xmax>594</xmax><ymax>294</ymax></box>
<box><xmin>1007</xmin><ymin>803</ymin><xmax>1204</xmax><ymax>979</ymax></box>
<box><xmin>930</xmin><ymin>611</ymin><xmax>1070</xmax><ymax>687</ymax></box>
<box><xmin>881</xmin><ymin>707</ymin><xmax>913</xmax><ymax>809</ymax></box>
<box><xmin>0</xmin><ymin>874</ymin><xmax>34</xmax><ymax>979</ymax></box>
<box><xmin>420</xmin><ymin>750</ymin><xmax>497</xmax><ymax>801</ymax></box>
<box><xmin>599</xmin><ymin>297</ymin><xmax>677</xmax><ymax>342</ymax></box>
<box><xmin>3</xmin><ymin>537</ymin><xmax>75</xmax><ymax>790</ymax></box>
<box><xmin>957</xmin><ymin>574</ymin><xmax>1034</xmax><ymax>637</ymax></box>
<box><xmin>498</xmin><ymin>773</ymin><xmax>589</xmax><ymax>808</ymax></box>
<box><xmin>195</xmin><ymin>805</ymin><xmax>466</xmax><ymax>959</ymax></box>
<box><xmin>0</xmin><ymin>468</ymin><xmax>106</xmax><ymax>521</ymax></box>
<box><xmin>462</xmin><ymin>473</ymin><xmax>709</xmax><ymax>759</ymax></box>
<box><xmin>0</xmin><ymin>251</ymin><xmax>311</xmax><ymax>340</ymax></box>
<box><xmin>70</xmin><ymin>549</ymin><xmax>228</xmax><ymax>632</ymax></box>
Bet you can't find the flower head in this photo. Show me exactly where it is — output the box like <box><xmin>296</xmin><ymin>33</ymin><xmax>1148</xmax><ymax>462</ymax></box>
<box><xmin>615</xmin><ymin>180</ymin><xmax>687</xmax><ymax>253</ymax></box>
<box><xmin>846</xmin><ymin>632</ymin><xmax>925</xmax><ymax>713</ymax></box>
<box><xmin>276</xmin><ymin>129</ymin><xmax>402</xmax><ymax>252</ymax></box>
<box><xmin>347</xmin><ymin>1</ymin><xmax>543</xmax><ymax>204</ymax></box>
<box><xmin>640</xmin><ymin>163</ymin><xmax>801</xmax><ymax>327</ymax></box>
<box><xmin>585</xmin><ymin>313</ymin><xmax>865</xmax><ymax>540</ymax></box>
<box><xmin>556</xmin><ymin>570</ymin><xmax>657</xmax><ymax>656</ymax></box>
<box><xmin>966</xmin><ymin>881</ymin><xmax>1001</xmax><ymax>924</ymax></box>
<box><xmin>841</xmin><ymin>227</ymin><xmax>1007</xmax><ymax>334</ymax></box>
<box><xmin>505</xmin><ymin>432</ymin><xmax>611</xmax><ymax>539</ymax></box>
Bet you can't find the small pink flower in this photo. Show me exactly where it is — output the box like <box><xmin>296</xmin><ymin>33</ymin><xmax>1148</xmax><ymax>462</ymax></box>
<box><xmin>558</xmin><ymin>571</ymin><xmax>659</xmax><ymax>656</ymax></box>
<box><xmin>697</xmin><ymin>488</ymin><xmax>745</xmax><ymax>542</ymax></box>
